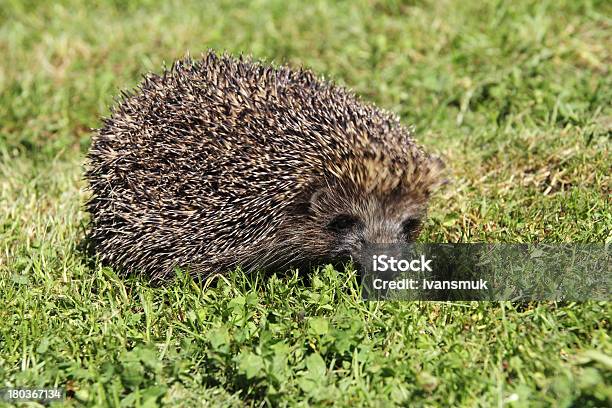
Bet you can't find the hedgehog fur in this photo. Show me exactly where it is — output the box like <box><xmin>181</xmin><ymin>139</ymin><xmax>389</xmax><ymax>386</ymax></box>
<box><xmin>86</xmin><ymin>51</ymin><xmax>446</xmax><ymax>281</ymax></box>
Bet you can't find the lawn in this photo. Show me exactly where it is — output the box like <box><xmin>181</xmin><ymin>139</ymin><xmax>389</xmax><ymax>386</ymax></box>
<box><xmin>0</xmin><ymin>0</ymin><xmax>610</xmax><ymax>406</ymax></box>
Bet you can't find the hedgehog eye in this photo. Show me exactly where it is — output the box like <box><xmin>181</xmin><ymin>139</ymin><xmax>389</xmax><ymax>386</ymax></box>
<box><xmin>401</xmin><ymin>217</ymin><xmax>422</xmax><ymax>237</ymax></box>
<box><xmin>327</xmin><ymin>214</ymin><xmax>359</xmax><ymax>233</ymax></box>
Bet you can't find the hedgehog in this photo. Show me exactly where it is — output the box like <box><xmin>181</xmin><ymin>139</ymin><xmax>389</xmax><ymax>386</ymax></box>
<box><xmin>86</xmin><ymin>51</ymin><xmax>446</xmax><ymax>282</ymax></box>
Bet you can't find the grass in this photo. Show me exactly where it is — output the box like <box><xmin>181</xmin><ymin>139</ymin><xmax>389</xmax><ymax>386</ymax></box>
<box><xmin>0</xmin><ymin>0</ymin><xmax>610</xmax><ymax>406</ymax></box>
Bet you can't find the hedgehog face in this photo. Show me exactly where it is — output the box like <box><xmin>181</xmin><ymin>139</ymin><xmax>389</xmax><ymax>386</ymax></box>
<box><xmin>324</xmin><ymin>195</ymin><xmax>425</xmax><ymax>257</ymax></box>
<box><xmin>286</xmin><ymin>183</ymin><xmax>429</xmax><ymax>271</ymax></box>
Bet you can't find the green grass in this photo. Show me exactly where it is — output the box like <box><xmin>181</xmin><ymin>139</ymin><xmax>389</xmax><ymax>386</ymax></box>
<box><xmin>0</xmin><ymin>0</ymin><xmax>610</xmax><ymax>406</ymax></box>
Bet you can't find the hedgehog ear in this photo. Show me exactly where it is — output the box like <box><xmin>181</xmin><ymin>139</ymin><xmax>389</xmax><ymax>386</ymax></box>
<box><xmin>308</xmin><ymin>188</ymin><xmax>326</xmax><ymax>206</ymax></box>
<box><xmin>291</xmin><ymin>186</ymin><xmax>327</xmax><ymax>216</ymax></box>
